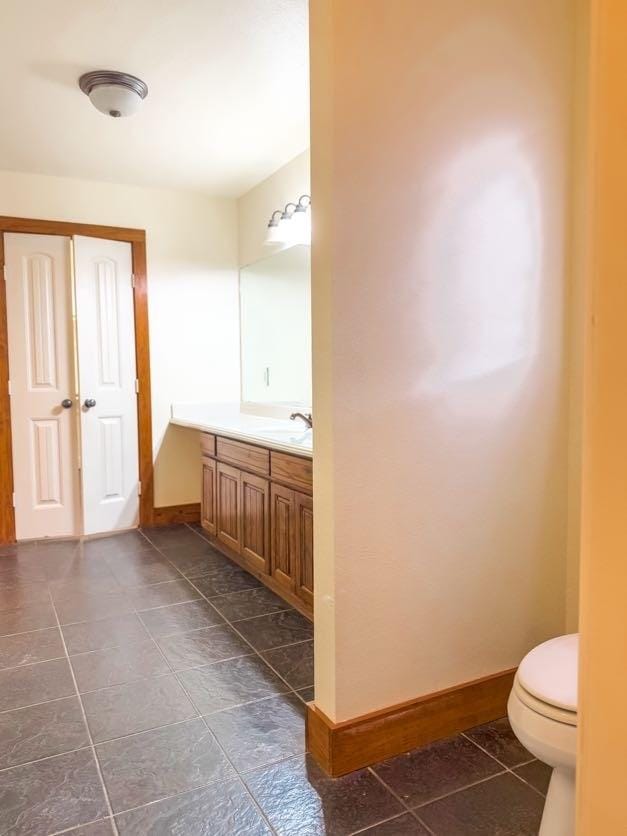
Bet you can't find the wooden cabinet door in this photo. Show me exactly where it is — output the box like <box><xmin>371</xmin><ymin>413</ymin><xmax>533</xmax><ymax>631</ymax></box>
<box><xmin>271</xmin><ymin>483</ymin><xmax>296</xmax><ymax>592</ymax></box>
<box><xmin>200</xmin><ymin>455</ymin><xmax>217</xmax><ymax>535</ymax></box>
<box><xmin>240</xmin><ymin>472</ymin><xmax>270</xmax><ymax>574</ymax></box>
<box><xmin>217</xmin><ymin>461</ymin><xmax>241</xmax><ymax>553</ymax></box>
<box><xmin>295</xmin><ymin>491</ymin><xmax>314</xmax><ymax>607</ymax></box>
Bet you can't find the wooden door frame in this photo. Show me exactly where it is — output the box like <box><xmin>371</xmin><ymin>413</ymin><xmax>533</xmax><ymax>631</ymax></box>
<box><xmin>0</xmin><ymin>216</ymin><xmax>154</xmax><ymax>543</ymax></box>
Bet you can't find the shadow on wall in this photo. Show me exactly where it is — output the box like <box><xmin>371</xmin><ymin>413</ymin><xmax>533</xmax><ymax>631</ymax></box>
<box><xmin>153</xmin><ymin>423</ymin><xmax>203</xmax><ymax>508</ymax></box>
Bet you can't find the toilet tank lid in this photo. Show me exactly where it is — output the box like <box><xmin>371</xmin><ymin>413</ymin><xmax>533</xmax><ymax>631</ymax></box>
<box><xmin>517</xmin><ymin>633</ymin><xmax>579</xmax><ymax>713</ymax></box>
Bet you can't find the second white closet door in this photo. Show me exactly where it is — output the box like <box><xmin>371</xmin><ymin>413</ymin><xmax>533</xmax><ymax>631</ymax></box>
<box><xmin>74</xmin><ymin>236</ymin><xmax>139</xmax><ymax>535</ymax></box>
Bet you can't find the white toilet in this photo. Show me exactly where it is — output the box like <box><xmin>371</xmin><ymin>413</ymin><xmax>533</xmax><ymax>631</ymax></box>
<box><xmin>508</xmin><ymin>634</ymin><xmax>578</xmax><ymax>836</ymax></box>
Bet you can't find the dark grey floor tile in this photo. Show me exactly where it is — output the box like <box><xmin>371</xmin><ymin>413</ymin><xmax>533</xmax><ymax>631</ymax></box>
<box><xmin>179</xmin><ymin>654</ymin><xmax>289</xmax><ymax>715</ymax></box>
<box><xmin>464</xmin><ymin>717</ymin><xmax>533</xmax><ymax>767</ymax></box>
<box><xmin>65</xmin><ymin>820</ymin><xmax>116</xmax><ymax>835</ymax></box>
<box><xmin>417</xmin><ymin>772</ymin><xmax>545</xmax><ymax>835</ymax></box>
<box><xmin>54</xmin><ymin>590</ymin><xmax>135</xmax><ymax>625</ymax></box>
<box><xmin>160</xmin><ymin>542</ymin><xmax>229</xmax><ymax>576</ymax></box>
<box><xmin>0</xmin><ymin>696</ymin><xmax>89</xmax><ymax>768</ymax></box>
<box><xmin>373</xmin><ymin>734</ymin><xmax>502</xmax><ymax>808</ymax></box>
<box><xmin>0</xmin><ymin>557</ymin><xmax>48</xmax><ymax>583</ymax></box>
<box><xmin>49</xmin><ymin>575</ymin><xmax>123</xmax><ymax>601</ymax></box>
<box><xmin>62</xmin><ymin>613</ymin><xmax>149</xmax><ymax>655</ymax></box>
<box><xmin>109</xmin><ymin>556</ymin><xmax>183</xmax><ymax>588</ymax></box>
<box><xmin>98</xmin><ymin>716</ymin><xmax>234</xmax><ymax>812</ymax></box>
<box><xmin>246</xmin><ymin>754</ymin><xmax>404</xmax><ymax>836</ymax></box>
<box><xmin>126</xmin><ymin>578</ymin><xmax>201</xmax><ymax>610</ymax></box>
<box><xmin>81</xmin><ymin>531</ymin><xmax>154</xmax><ymax>559</ymax></box>
<box><xmin>235</xmin><ymin>610</ymin><xmax>313</xmax><ymax>652</ymax></box>
<box><xmin>142</xmin><ymin>525</ymin><xmax>207</xmax><ymax>549</ymax></box>
<box><xmin>262</xmin><ymin>639</ymin><xmax>313</xmax><ymax>689</ymax></box>
<box><xmin>82</xmin><ymin>674</ymin><xmax>197</xmax><ymax>742</ymax></box>
<box><xmin>207</xmin><ymin>693</ymin><xmax>305</xmax><ymax>772</ymax></box>
<box><xmin>0</xmin><ymin>599</ymin><xmax>57</xmax><ymax>637</ymax></box>
<box><xmin>42</xmin><ymin>555</ymin><xmax>114</xmax><ymax>582</ymax></box>
<box><xmin>139</xmin><ymin>599</ymin><xmax>224</xmax><ymax>637</ymax></box>
<box><xmin>190</xmin><ymin>562</ymin><xmax>263</xmax><ymax>595</ymax></box>
<box><xmin>0</xmin><ymin>748</ymin><xmax>107</xmax><ymax>836</ymax></box>
<box><xmin>358</xmin><ymin>813</ymin><xmax>431</xmax><ymax>835</ymax></box>
<box><xmin>115</xmin><ymin>779</ymin><xmax>271</xmax><ymax>835</ymax></box>
<box><xmin>0</xmin><ymin>577</ymin><xmax>50</xmax><ymax>612</ymax></box>
<box><xmin>211</xmin><ymin>586</ymin><xmax>294</xmax><ymax>621</ymax></box>
<box><xmin>70</xmin><ymin>640</ymin><xmax>170</xmax><ymax>692</ymax></box>
<box><xmin>514</xmin><ymin>759</ymin><xmax>552</xmax><ymax>795</ymax></box>
<box><xmin>0</xmin><ymin>658</ymin><xmax>75</xmax><ymax>711</ymax></box>
<box><xmin>157</xmin><ymin>624</ymin><xmax>252</xmax><ymax>671</ymax></box>
<box><xmin>0</xmin><ymin>626</ymin><xmax>65</xmax><ymax>669</ymax></box>
<box><xmin>296</xmin><ymin>686</ymin><xmax>315</xmax><ymax>703</ymax></box>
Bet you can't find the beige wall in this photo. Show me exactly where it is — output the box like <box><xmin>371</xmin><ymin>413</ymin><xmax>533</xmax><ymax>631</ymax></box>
<box><xmin>237</xmin><ymin>150</ymin><xmax>310</xmax><ymax>267</ymax></box>
<box><xmin>0</xmin><ymin>169</ymin><xmax>240</xmax><ymax>508</ymax></box>
<box><xmin>577</xmin><ymin>1</ymin><xmax>627</xmax><ymax>831</ymax></box>
<box><xmin>311</xmin><ymin>0</ymin><xmax>575</xmax><ymax>722</ymax></box>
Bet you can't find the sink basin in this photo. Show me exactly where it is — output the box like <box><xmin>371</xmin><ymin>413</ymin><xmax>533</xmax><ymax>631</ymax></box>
<box><xmin>258</xmin><ymin>428</ymin><xmax>312</xmax><ymax>445</ymax></box>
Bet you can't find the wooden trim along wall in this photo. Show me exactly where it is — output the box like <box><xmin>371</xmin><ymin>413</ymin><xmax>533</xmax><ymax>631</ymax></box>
<box><xmin>306</xmin><ymin>668</ymin><xmax>516</xmax><ymax>777</ymax></box>
<box><xmin>152</xmin><ymin>503</ymin><xmax>201</xmax><ymax>526</ymax></box>
<box><xmin>0</xmin><ymin>215</ymin><xmax>174</xmax><ymax>542</ymax></box>
<box><xmin>0</xmin><ymin>233</ymin><xmax>15</xmax><ymax>544</ymax></box>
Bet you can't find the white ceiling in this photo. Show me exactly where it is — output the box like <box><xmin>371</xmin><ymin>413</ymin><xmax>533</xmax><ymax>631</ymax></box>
<box><xmin>0</xmin><ymin>0</ymin><xmax>309</xmax><ymax>197</ymax></box>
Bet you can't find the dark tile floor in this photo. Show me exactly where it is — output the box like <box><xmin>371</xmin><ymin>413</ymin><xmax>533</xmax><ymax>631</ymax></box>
<box><xmin>0</xmin><ymin>524</ymin><xmax>550</xmax><ymax>835</ymax></box>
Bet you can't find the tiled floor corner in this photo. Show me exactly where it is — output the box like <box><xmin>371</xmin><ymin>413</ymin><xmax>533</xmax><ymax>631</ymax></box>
<box><xmin>0</xmin><ymin>524</ymin><xmax>549</xmax><ymax>835</ymax></box>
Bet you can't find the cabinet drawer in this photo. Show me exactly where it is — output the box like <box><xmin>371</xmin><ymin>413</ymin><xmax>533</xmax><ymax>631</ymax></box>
<box><xmin>200</xmin><ymin>432</ymin><xmax>216</xmax><ymax>456</ymax></box>
<box><xmin>216</xmin><ymin>437</ymin><xmax>270</xmax><ymax>475</ymax></box>
<box><xmin>271</xmin><ymin>451</ymin><xmax>312</xmax><ymax>492</ymax></box>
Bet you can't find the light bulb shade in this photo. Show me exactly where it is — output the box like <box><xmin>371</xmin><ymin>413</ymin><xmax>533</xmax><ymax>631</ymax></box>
<box><xmin>79</xmin><ymin>71</ymin><xmax>148</xmax><ymax>118</ymax></box>
<box><xmin>265</xmin><ymin>222</ymin><xmax>284</xmax><ymax>244</ymax></box>
<box><xmin>289</xmin><ymin>208</ymin><xmax>311</xmax><ymax>245</ymax></box>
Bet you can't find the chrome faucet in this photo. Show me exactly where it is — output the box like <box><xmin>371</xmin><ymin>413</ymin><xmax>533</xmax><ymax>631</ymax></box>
<box><xmin>290</xmin><ymin>412</ymin><xmax>313</xmax><ymax>429</ymax></box>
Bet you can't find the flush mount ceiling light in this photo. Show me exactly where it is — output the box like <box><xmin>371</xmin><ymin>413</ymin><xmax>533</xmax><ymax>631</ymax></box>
<box><xmin>78</xmin><ymin>70</ymin><xmax>148</xmax><ymax>118</ymax></box>
<box><xmin>265</xmin><ymin>195</ymin><xmax>311</xmax><ymax>245</ymax></box>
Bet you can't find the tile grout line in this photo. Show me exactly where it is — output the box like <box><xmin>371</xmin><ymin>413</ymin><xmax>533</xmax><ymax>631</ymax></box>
<box><xmin>48</xmin><ymin>817</ymin><xmax>113</xmax><ymax>836</ymax></box>
<box><xmin>4</xmin><ymin>529</ymin><xmax>302</xmax><ymax>833</ymax></box>
<box><xmin>367</xmin><ymin>768</ymin><xmax>438</xmax><ymax>836</ymax></box>
<box><xmin>48</xmin><ymin>590</ymin><xmax>121</xmax><ymax>836</ymax></box>
<box><xmin>411</xmin><ymin>769</ymin><xmax>510</xmax><ymax>812</ymax></box>
<box><xmin>459</xmin><ymin>732</ymin><xmax>547</xmax><ymax>796</ymax></box>
<box><xmin>125</xmin><ymin>565</ymin><xmax>280</xmax><ymax>836</ymax></box>
<box><xmin>139</xmin><ymin>529</ymin><xmax>313</xmax><ymax>701</ymax></box>
<box><xmin>349</xmin><ymin>810</ymin><xmax>432</xmax><ymax>836</ymax></box>
<box><xmin>0</xmin><ymin>742</ymin><xmax>94</xmax><ymax>774</ymax></box>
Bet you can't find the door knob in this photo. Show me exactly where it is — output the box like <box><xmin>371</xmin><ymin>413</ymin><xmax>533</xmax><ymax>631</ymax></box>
<box><xmin>61</xmin><ymin>398</ymin><xmax>73</xmax><ymax>409</ymax></box>
<box><xmin>83</xmin><ymin>398</ymin><xmax>96</xmax><ymax>409</ymax></box>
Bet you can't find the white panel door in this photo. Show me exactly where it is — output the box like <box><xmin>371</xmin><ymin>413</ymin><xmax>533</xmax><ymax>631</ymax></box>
<box><xmin>5</xmin><ymin>233</ymin><xmax>80</xmax><ymax>539</ymax></box>
<box><xmin>73</xmin><ymin>236</ymin><xmax>139</xmax><ymax>535</ymax></box>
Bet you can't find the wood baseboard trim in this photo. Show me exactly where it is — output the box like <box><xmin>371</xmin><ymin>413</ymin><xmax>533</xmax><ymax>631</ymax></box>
<box><xmin>151</xmin><ymin>503</ymin><xmax>201</xmax><ymax>526</ymax></box>
<box><xmin>306</xmin><ymin>668</ymin><xmax>516</xmax><ymax>777</ymax></box>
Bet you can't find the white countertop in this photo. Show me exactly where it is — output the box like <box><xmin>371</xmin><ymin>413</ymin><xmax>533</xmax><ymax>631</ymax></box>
<box><xmin>170</xmin><ymin>403</ymin><xmax>313</xmax><ymax>458</ymax></box>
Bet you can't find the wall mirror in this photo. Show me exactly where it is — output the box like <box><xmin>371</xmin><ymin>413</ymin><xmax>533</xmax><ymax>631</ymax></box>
<box><xmin>240</xmin><ymin>245</ymin><xmax>311</xmax><ymax>406</ymax></box>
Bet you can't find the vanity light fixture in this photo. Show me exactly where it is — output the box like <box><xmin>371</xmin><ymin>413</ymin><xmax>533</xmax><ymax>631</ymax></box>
<box><xmin>265</xmin><ymin>210</ymin><xmax>284</xmax><ymax>244</ymax></box>
<box><xmin>265</xmin><ymin>195</ymin><xmax>311</xmax><ymax>245</ymax></box>
<box><xmin>79</xmin><ymin>70</ymin><xmax>148</xmax><ymax>118</ymax></box>
<box><xmin>290</xmin><ymin>195</ymin><xmax>312</xmax><ymax>245</ymax></box>
<box><xmin>277</xmin><ymin>202</ymin><xmax>298</xmax><ymax>240</ymax></box>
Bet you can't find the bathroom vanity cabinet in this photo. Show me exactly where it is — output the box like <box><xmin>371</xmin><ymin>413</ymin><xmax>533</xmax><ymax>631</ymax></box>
<box><xmin>199</xmin><ymin>432</ymin><xmax>313</xmax><ymax>619</ymax></box>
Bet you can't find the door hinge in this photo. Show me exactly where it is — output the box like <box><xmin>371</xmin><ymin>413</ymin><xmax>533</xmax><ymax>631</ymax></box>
<box><xmin>131</xmin><ymin>273</ymin><xmax>136</xmax><ymax>288</ymax></box>
<box><xmin>7</xmin><ymin>380</ymin><xmax>11</xmax><ymax>396</ymax></box>
<box><xmin>2</xmin><ymin>264</ymin><xmax>6</xmax><ymax>281</ymax></box>
<box><xmin>135</xmin><ymin>378</ymin><xmax>139</xmax><ymax>394</ymax></box>
<box><xmin>137</xmin><ymin>481</ymin><xmax>142</xmax><ymax>496</ymax></box>
<box><xmin>11</xmin><ymin>492</ymin><xmax>15</xmax><ymax>507</ymax></box>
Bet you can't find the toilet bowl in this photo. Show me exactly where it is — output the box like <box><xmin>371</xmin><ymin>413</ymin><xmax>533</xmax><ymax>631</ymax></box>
<box><xmin>507</xmin><ymin>634</ymin><xmax>578</xmax><ymax>836</ymax></box>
